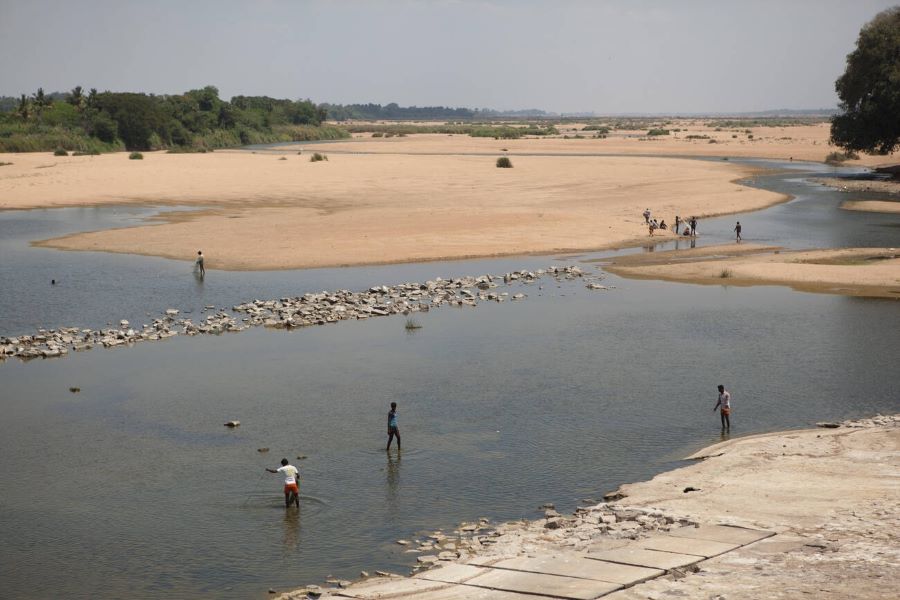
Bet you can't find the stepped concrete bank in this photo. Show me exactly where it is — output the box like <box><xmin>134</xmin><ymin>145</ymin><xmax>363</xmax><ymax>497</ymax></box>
<box><xmin>1</xmin><ymin>265</ymin><xmax>609</xmax><ymax>362</ymax></box>
<box><xmin>273</xmin><ymin>414</ymin><xmax>899</xmax><ymax>600</ymax></box>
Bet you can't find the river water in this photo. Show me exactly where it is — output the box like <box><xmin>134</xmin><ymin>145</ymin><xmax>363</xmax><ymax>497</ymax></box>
<box><xmin>0</xmin><ymin>159</ymin><xmax>898</xmax><ymax>599</ymax></box>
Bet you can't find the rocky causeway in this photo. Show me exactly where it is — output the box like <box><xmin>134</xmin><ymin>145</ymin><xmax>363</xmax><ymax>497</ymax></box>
<box><xmin>0</xmin><ymin>265</ymin><xmax>609</xmax><ymax>362</ymax></box>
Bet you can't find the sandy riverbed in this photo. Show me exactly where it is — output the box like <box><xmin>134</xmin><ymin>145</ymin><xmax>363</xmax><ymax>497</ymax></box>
<box><xmin>0</xmin><ymin>150</ymin><xmax>784</xmax><ymax>271</ymax></box>
<box><xmin>604</xmin><ymin>245</ymin><xmax>900</xmax><ymax>298</ymax></box>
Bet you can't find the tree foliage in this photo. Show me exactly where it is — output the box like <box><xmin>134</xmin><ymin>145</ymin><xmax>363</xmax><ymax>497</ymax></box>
<box><xmin>0</xmin><ymin>85</ymin><xmax>345</xmax><ymax>151</ymax></box>
<box><xmin>831</xmin><ymin>7</ymin><xmax>900</xmax><ymax>155</ymax></box>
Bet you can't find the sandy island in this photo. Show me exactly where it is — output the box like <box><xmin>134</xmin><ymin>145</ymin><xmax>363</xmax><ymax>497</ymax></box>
<box><xmin>0</xmin><ymin>150</ymin><xmax>785</xmax><ymax>270</ymax></box>
<box><xmin>275</xmin><ymin>415</ymin><xmax>899</xmax><ymax>599</ymax></box>
<box><xmin>840</xmin><ymin>200</ymin><xmax>900</xmax><ymax>214</ymax></box>
<box><xmin>603</xmin><ymin>244</ymin><xmax>900</xmax><ymax>298</ymax></box>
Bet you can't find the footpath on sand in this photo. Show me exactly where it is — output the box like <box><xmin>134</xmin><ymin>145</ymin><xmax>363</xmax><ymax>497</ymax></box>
<box><xmin>275</xmin><ymin>414</ymin><xmax>899</xmax><ymax>600</ymax></box>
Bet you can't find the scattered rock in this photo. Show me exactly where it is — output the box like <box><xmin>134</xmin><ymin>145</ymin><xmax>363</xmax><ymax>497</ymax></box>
<box><xmin>224</xmin><ymin>420</ymin><xmax>240</xmax><ymax>428</ymax></box>
<box><xmin>817</xmin><ymin>422</ymin><xmax>840</xmax><ymax>428</ymax></box>
<box><xmin>258</xmin><ymin>447</ymin><xmax>270</xmax><ymax>453</ymax></box>
<box><xmin>683</xmin><ymin>487</ymin><xmax>701</xmax><ymax>493</ymax></box>
<box><xmin>69</xmin><ymin>387</ymin><xmax>80</xmax><ymax>393</ymax></box>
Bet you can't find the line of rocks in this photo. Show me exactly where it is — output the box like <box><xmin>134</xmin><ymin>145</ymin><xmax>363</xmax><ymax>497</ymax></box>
<box><xmin>1</xmin><ymin>265</ymin><xmax>610</xmax><ymax>362</ymax></box>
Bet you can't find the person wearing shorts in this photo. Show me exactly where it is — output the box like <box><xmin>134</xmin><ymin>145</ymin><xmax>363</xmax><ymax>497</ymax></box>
<box><xmin>267</xmin><ymin>458</ymin><xmax>299</xmax><ymax>507</ymax></box>
<box><xmin>386</xmin><ymin>402</ymin><xmax>401</xmax><ymax>451</ymax></box>
<box><xmin>713</xmin><ymin>384</ymin><xmax>732</xmax><ymax>431</ymax></box>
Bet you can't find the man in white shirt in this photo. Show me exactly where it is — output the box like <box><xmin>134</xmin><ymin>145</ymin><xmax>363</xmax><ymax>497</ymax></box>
<box><xmin>266</xmin><ymin>458</ymin><xmax>300</xmax><ymax>508</ymax></box>
<box><xmin>713</xmin><ymin>384</ymin><xmax>732</xmax><ymax>431</ymax></box>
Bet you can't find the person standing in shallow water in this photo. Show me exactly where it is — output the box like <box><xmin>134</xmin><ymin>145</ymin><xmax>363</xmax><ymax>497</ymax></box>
<box><xmin>386</xmin><ymin>402</ymin><xmax>400</xmax><ymax>451</ymax></box>
<box><xmin>734</xmin><ymin>221</ymin><xmax>742</xmax><ymax>242</ymax></box>
<box><xmin>196</xmin><ymin>250</ymin><xmax>205</xmax><ymax>277</ymax></box>
<box><xmin>713</xmin><ymin>384</ymin><xmax>732</xmax><ymax>431</ymax></box>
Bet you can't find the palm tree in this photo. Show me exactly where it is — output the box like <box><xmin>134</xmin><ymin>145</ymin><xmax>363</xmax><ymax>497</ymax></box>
<box><xmin>17</xmin><ymin>94</ymin><xmax>31</xmax><ymax>121</ymax></box>
<box><xmin>67</xmin><ymin>86</ymin><xmax>85</xmax><ymax>111</ymax></box>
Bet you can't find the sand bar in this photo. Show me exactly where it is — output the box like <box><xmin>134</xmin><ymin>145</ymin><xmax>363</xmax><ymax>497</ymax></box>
<box><xmin>0</xmin><ymin>150</ymin><xmax>784</xmax><ymax>271</ymax></box>
<box><xmin>276</xmin><ymin>122</ymin><xmax>896</xmax><ymax>166</ymax></box>
<box><xmin>840</xmin><ymin>199</ymin><xmax>900</xmax><ymax>214</ymax></box>
<box><xmin>604</xmin><ymin>245</ymin><xmax>900</xmax><ymax>298</ymax></box>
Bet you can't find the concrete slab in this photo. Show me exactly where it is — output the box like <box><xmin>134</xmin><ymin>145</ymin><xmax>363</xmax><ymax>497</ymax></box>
<box><xmin>640</xmin><ymin>535</ymin><xmax>739</xmax><ymax>558</ymax></box>
<box><xmin>587</xmin><ymin>547</ymin><xmax>702</xmax><ymax>571</ymax></box>
<box><xmin>467</xmin><ymin>555</ymin><xmax>514</xmax><ymax>567</ymax></box>
<box><xmin>416</xmin><ymin>563</ymin><xmax>487</xmax><ymax>584</ymax></box>
<box><xmin>667</xmin><ymin>525</ymin><xmax>773</xmax><ymax>546</ymax></box>
<box><xmin>465</xmin><ymin>568</ymin><xmax>622</xmax><ymax>600</ymax></box>
<box><xmin>491</xmin><ymin>552</ymin><xmax>663</xmax><ymax>585</ymax></box>
<box><xmin>412</xmin><ymin>586</ymin><xmax>554</xmax><ymax>600</ymax></box>
<box><xmin>334</xmin><ymin>576</ymin><xmax>449</xmax><ymax>598</ymax></box>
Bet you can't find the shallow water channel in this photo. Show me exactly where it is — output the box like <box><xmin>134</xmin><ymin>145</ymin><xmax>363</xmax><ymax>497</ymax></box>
<box><xmin>0</xmin><ymin>159</ymin><xmax>899</xmax><ymax>600</ymax></box>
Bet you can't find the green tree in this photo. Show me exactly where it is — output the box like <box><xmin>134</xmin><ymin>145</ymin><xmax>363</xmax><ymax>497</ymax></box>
<box><xmin>67</xmin><ymin>86</ymin><xmax>86</xmax><ymax>112</ymax></box>
<box><xmin>831</xmin><ymin>7</ymin><xmax>900</xmax><ymax>155</ymax></box>
<box><xmin>32</xmin><ymin>87</ymin><xmax>51</xmax><ymax>120</ymax></box>
<box><xmin>16</xmin><ymin>94</ymin><xmax>31</xmax><ymax>121</ymax></box>
<box><xmin>94</xmin><ymin>92</ymin><xmax>167</xmax><ymax>149</ymax></box>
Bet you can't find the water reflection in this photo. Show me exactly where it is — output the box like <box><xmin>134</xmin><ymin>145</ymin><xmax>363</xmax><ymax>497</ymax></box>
<box><xmin>386</xmin><ymin>451</ymin><xmax>401</xmax><ymax>508</ymax></box>
<box><xmin>281</xmin><ymin>509</ymin><xmax>301</xmax><ymax>555</ymax></box>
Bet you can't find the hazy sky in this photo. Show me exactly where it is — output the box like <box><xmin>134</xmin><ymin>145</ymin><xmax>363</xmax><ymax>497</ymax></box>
<box><xmin>0</xmin><ymin>0</ymin><xmax>895</xmax><ymax>113</ymax></box>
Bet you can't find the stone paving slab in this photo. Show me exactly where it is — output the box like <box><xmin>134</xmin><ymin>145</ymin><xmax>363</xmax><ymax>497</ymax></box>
<box><xmin>489</xmin><ymin>552</ymin><xmax>663</xmax><ymax>585</ymax></box>
<box><xmin>416</xmin><ymin>563</ymin><xmax>488</xmax><ymax>584</ymax></box>
<box><xmin>410</xmin><ymin>586</ymin><xmax>555</xmax><ymax>600</ymax></box>
<box><xmin>640</xmin><ymin>535</ymin><xmax>739</xmax><ymax>558</ymax></box>
<box><xmin>464</xmin><ymin>568</ymin><xmax>622</xmax><ymax>600</ymax></box>
<box><xmin>667</xmin><ymin>524</ymin><xmax>774</xmax><ymax>545</ymax></box>
<box><xmin>334</xmin><ymin>576</ymin><xmax>450</xmax><ymax>598</ymax></box>
<box><xmin>587</xmin><ymin>547</ymin><xmax>703</xmax><ymax>571</ymax></box>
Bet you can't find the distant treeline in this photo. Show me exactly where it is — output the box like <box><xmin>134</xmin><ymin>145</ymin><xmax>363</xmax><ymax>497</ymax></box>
<box><xmin>322</xmin><ymin>102</ymin><xmax>552</xmax><ymax>121</ymax></box>
<box><xmin>0</xmin><ymin>86</ymin><xmax>348</xmax><ymax>153</ymax></box>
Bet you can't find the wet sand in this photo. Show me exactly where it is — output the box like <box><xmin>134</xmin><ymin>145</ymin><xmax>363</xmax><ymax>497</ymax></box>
<box><xmin>604</xmin><ymin>245</ymin><xmax>900</xmax><ymax>298</ymax></box>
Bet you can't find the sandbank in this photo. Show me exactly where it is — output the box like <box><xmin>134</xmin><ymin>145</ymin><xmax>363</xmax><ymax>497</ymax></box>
<box><xmin>604</xmin><ymin>245</ymin><xmax>900</xmax><ymax>298</ymax></box>
<box><xmin>280</xmin><ymin>121</ymin><xmax>896</xmax><ymax>166</ymax></box>
<box><xmin>0</xmin><ymin>150</ymin><xmax>785</xmax><ymax>271</ymax></box>
<box><xmin>815</xmin><ymin>176</ymin><xmax>900</xmax><ymax>196</ymax></box>
<box><xmin>840</xmin><ymin>199</ymin><xmax>900</xmax><ymax>214</ymax></box>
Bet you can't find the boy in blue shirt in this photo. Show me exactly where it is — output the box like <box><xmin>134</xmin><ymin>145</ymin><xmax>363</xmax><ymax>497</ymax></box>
<box><xmin>386</xmin><ymin>402</ymin><xmax>400</xmax><ymax>451</ymax></box>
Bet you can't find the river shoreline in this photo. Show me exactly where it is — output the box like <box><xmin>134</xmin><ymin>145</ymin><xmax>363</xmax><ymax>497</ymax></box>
<box><xmin>276</xmin><ymin>414</ymin><xmax>899</xmax><ymax>599</ymax></box>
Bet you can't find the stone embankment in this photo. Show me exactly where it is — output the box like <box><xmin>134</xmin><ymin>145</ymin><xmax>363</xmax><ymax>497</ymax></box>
<box><xmin>0</xmin><ymin>266</ymin><xmax>609</xmax><ymax>361</ymax></box>
<box><xmin>277</xmin><ymin>502</ymin><xmax>701</xmax><ymax>599</ymax></box>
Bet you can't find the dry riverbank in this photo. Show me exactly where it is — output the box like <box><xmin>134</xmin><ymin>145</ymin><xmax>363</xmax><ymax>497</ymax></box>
<box><xmin>275</xmin><ymin>415</ymin><xmax>899</xmax><ymax>599</ymax></box>
<box><xmin>603</xmin><ymin>245</ymin><xmax>900</xmax><ymax>298</ymax></box>
<box><xmin>0</xmin><ymin>150</ymin><xmax>784</xmax><ymax>271</ymax></box>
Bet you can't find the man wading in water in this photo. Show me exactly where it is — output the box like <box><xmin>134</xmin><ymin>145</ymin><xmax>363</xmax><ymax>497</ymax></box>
<box><xmin>386</xmin><ymin>402</ymin><xmax>401</xmax><ymax>451</ymax></box>
<box><xmin>713</xmin><ymin>384</ymin><xmax>732</xmax><ymax>431</ymax></box>
<box><xmin>266</xmin><ymin>458</ymin><xmax>300</xmax><ymax>508</ymax></box>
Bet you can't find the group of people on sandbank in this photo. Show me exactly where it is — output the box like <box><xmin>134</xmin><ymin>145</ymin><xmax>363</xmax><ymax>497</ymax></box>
<box><xmin>643</xmin><ymin>208</ymin><xmax>742</xmax><ymax>241</ymax></box>
<box><xmin>643</xmin><ymin>209</ymin><xmax>699</xmax><ymax>238</ymax></box>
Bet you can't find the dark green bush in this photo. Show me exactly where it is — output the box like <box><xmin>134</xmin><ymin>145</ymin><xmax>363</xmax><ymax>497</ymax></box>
<box><xmin>647</xmin><ymin>129</ymin><xmax>670</xmax><ymax>136</ymax></box>
<box><xmin>496</xmin><ymin>156</ymin><xmax>513</xmax><ymax>168</ymax></box>
<box><xmin>129</xmin><ymin>151</ymin><xmax>143</xmax><ymax>160</ymax></box>
<box><xmin>310</xmin><ymin>152</ymin><xmax>328</xmax><ymax>162</ymax></box>
<box><xmin>53</xmin><ymin>148</ymin><xmax>68</xmax><ymax>156</ymax></box>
